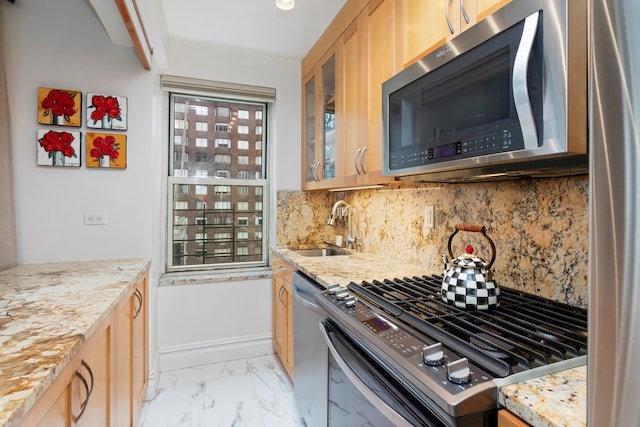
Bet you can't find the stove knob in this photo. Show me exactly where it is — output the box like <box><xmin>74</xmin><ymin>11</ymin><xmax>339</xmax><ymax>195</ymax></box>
<box><xmin>327</xmin><ymin>284</ymin><xmax>340</xmax><ymax>294</ymax></box>
<box><xmin>335</xmin><ymin>289</ymin><xmax>349</xmax><ymax>300</ymax></box>
<box><xmin>446</xmin><ymin>358</ymin><xmax>471</xmax><ymax>384</ymax></box>
<box><xmin>422</xmin><ymin>342</ymin><xmax>445</xmax><ymax>366</ymax></box>
<box><xmin>344</xmin><ymin>296</ymin><xmax>356</xmax><ymax>308</ymax></box>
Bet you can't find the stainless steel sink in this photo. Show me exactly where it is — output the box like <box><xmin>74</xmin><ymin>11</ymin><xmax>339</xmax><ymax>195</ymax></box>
<box><xmin>293</xmin><ymin>248</ymin><xmax>350</xmax><ymax>257</ymax></box>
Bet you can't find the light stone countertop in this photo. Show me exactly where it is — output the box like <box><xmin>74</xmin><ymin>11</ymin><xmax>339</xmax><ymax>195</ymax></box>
<box><xmin>0</xmin><ymin>258</ymin><xmax>150</xmax><ymax>427</ymax></box>
<box><xmin>271</xmin><ymin>245</ymin><xmax>586</xmax><ymax>427</ymax></box>
<box><xmin>499</xmin><ymin>366</ymin><xmax>586</xmax><ymax>427</ymax></box>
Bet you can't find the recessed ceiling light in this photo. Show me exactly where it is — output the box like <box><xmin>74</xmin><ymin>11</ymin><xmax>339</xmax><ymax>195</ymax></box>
<box><xmin>276</xmin><ymin>0</ymin><xmax>294</xmax><ymax>11</ymax></box>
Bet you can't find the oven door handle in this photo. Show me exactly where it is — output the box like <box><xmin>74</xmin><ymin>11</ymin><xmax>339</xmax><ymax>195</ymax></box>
<box><xmin>319</xmin><ymin>321</ymin><xmax>414</xmax><ymax>427</ymax></box>
<box><xmin>513</xmin><ymin>11</ymin><xmax>540</xmax><ymax>151</ymax></box>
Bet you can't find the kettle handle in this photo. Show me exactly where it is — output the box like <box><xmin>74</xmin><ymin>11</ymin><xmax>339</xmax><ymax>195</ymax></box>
<box><xmin>447</xmin><ymin>224</ymin><xmax>497</xmax><ymax>269</ymax></box>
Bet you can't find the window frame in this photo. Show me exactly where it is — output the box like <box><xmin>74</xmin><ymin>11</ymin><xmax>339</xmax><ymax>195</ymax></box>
<box><xmin>166</xmin><ymin>90</ymin><xmax>270</xmax><ymax>272</ymax></box>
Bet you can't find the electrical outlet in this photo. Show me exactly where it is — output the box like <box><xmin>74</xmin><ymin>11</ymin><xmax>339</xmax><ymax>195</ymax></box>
<box><xmin>424</xmin><ymin>206</ymin><xmax>434</xmax><ymax>230</ymax></box>
<box><xmin>85</xmin><ymin>213</ymin><xmax>107</xmax><ymax>225</ymax></box>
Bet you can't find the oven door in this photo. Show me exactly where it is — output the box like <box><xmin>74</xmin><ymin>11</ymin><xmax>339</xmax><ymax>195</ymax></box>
<box><xmin>320</xmin><ymin>319</ymin><xmax>450</xmax><ymax>427</ymax></box>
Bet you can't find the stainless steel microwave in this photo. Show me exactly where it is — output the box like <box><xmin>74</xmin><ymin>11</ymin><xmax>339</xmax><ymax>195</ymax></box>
<box><xmin>382</xmin><ymin>0</ymin><xmax>587</xmax><ymax>182</ymax></box>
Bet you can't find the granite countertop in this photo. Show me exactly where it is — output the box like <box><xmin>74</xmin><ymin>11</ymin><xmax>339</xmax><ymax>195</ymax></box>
<box><xmin>0</xmin><ymin>258</ymin><xmax>150</xmax><ymax>427</ymax></box>
<box><xmin>271</xmin><ymin>245</ymin><xmax>586</xmax><ymax>427</ymax></box>
<box><xmin>499</xmin><ymin>366</ymin><xmax>586</xmax><ymax>427</ymax></box>
<box><xmin>271</xmin><ymin>245</ymin><xmax>431</xmax><ymax>289</ymax></box>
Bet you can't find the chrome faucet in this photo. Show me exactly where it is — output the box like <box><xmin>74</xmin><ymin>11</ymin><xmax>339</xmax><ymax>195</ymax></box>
<box><xmin>327</xmin><ymin>200</ymin><xmax>361</xmax><ymax>251</ymax></box>
<box><xmin>327</xmin><ymin>200</ymin><xmax>348</xmax><ymax>226</ymax></box>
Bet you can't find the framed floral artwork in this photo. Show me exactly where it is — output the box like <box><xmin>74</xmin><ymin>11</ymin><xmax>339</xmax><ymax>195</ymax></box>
<box><xmin>37</xmin><ymin>87</ymin><xmax>82</xmax><ymax>127</ymax></box>
<box><xmin>86</xmin><ymin>93</ymin><xmax>128</xmax><ymax>130</ymax></box>
<box><xmin>36</xmin><ymin>129</ymin><xmax>81</xmax><ymax>167</ymax></box>
<box><xmin>86</xmin><ymin>132</ymin><xmax>127</xmax><ymax>169</ymax></box>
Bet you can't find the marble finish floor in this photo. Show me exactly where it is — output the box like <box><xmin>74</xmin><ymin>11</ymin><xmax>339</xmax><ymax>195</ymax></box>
<box><xmin>139</xmin><ymin>354</ymin><xmax>306</xmax><ymax>427</ymax></box>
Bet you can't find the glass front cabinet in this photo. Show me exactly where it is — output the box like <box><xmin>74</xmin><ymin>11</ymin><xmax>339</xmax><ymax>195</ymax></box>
<box><xmin>302</xmin><ymin>47</ymin><xmax>341</xmax><ymax>190</ymax></box>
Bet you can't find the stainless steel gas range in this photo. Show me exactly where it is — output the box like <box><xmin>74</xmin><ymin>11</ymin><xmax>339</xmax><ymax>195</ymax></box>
<box><xmin>315</xmin><ymin>274</ymin><xmax>587</xmax><ymax>427</ymax></box>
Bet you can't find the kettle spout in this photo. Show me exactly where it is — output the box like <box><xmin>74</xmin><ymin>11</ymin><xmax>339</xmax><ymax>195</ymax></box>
<box><xmin>441</xmin><ymin>253</ymin><xmax>450</xmax><ymax>274</ymax></box>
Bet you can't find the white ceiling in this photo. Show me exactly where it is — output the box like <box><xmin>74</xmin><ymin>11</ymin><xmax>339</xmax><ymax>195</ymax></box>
<box><xmin>160</xmin><ymin>0</ymin><xmax>348</xmax><ymax>61</ymax></box>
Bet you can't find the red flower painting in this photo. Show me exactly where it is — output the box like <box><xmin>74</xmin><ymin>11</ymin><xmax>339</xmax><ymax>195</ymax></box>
<box><xmin>90</xmin><ymin>135</ymin><xmax>120</xmax><ymax>164</ymax></box>
<box><xmin>87</xmin><ymin>94</ymin><xmax>127</xmax><ymax>130</ymax></box>
<box><xmin>37</xmin><ymin>129</ymin><xmax>80</xmax><ymax>167</ymax></box>
<box><xmin>40</xmin><ymin>89</ymin><xmax>77</xmax><ymax>125</ymax></box>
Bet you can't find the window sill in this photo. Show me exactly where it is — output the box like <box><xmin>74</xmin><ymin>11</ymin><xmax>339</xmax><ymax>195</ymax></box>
<box><xmin>159</xmin><ymin>267</ymin><xmax>272</xmax><ymax>287</ymax></box>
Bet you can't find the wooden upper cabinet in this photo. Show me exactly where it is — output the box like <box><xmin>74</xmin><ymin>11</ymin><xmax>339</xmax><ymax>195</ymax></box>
<box><xmin>399</xmin><ymin>0</ymin><xmax>511</xmax><ymax>68</ymax></box>
<box><xmin>301</xmin><ymin>46</ymin><xmax>343</xmax><ymax>190</ymax></box>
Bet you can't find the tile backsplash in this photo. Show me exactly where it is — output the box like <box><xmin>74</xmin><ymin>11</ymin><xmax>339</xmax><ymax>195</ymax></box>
<box><xmin>276</xmin><ymin>175</ymin><xmax>588</xmax><ymax>308</ymax></box>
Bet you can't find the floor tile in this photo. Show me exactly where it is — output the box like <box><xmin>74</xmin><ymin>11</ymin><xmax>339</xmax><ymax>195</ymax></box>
<box><xmin>140</xmin><ymin>355</ymin><xmax>304</xmax><ymax>427</ymax></box>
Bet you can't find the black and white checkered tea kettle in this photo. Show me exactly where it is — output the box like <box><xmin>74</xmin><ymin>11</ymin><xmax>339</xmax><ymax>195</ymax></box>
<box><xmin>441</xmin><ymin>224</ymin><xmax>500</xmax><ymax>310</ymax></box>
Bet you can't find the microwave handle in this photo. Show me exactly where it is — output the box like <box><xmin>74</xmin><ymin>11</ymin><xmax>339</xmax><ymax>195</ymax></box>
<box><xmin>513</xmin><ymin>11</ymin><xmax>540</xmax><ymax>151</ymax></box>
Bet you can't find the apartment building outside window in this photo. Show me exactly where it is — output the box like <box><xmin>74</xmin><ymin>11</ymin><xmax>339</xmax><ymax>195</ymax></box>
<box><xmin>166</xmin><ymin>84</ymin><xmax>269</xmax><ymax>271</ymax></box>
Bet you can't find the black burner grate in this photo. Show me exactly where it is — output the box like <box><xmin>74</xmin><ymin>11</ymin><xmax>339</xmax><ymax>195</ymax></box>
<box><xmin>347</xmin><ymin>275</ymin><xmax>588</xmax><ymax>378</ymax></box>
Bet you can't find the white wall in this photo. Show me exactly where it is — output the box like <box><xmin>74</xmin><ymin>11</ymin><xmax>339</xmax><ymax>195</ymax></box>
<box><xmin>2</xmin><ymin>0</ymin><xmax>302</xmax><ymax>377</ymax></box>
<box><xmin>154</xmin><ymin>39</ymin><xmax>301</xmax><ymax>369</ymax></box>
<box><xmin>3</xmin><ymin>0</ymin><xmax>155</xmax><ymax>264</ymax></box>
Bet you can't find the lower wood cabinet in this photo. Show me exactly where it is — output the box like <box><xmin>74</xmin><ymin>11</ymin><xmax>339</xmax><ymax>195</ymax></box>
<box><xmin>21</xmin><ymin>268</ymin><xmax>148</xmax><ymax>427</ymax></box>
<box><xmin>497</xmin><ymin>409</ymin><xmax>531</xmax><ymax>427</ymax></box>
<box><xmin>272</xmin><ymin>255</ymin><xmax>295</xmax><ymax>380</ymax></box>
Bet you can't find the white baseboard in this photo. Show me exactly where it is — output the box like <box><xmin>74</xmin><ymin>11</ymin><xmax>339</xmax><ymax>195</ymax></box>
<box><xmin>158</xmin><ymin>333</ymin><xmax>274</xmax><ymax>372</ymax></box>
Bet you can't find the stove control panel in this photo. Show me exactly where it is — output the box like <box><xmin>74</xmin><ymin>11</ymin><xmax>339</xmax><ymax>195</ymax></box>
<box><xmin>318</xmin><ymin>288</ymin><xmax>494</xmax><ymax>395</ymax></box>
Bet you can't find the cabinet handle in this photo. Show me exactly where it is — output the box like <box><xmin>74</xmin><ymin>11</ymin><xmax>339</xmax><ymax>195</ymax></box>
<box><xmin>360</xmin><ymin>146</ymin><xmax>368</xmax><ymax>174</ymax></box>
<box><xmin>446</xmin><ymin>0</ymin><xmax>455</xmax><ymax>34</ymax></box>
<box><xmin>279</xmin><ymin>285</ymin><xmax>287</xmax><ymax>308</ymax></box>
<box><xmin>133</xmin><ymin>288</ymin><xmax>143</xmax><ymax>319</ymax></box>
<box><xmin>354</xmin><ymin>148</ymin><xmax>362</xmax><ymax>175</ymax></box>
<box><xmin>460</xmin><ymin>0</ymin><xmax>470</xmax><ymax>24</ymax></box>
<box><xmin>73</xmin><ymin>360</ymin><xmax>94</xmax><ymax>423</ymax></box>
<box><xmin>313</xmin><ymin>162</ymin><xmax>322</xmax><ymax>181</ymax></box>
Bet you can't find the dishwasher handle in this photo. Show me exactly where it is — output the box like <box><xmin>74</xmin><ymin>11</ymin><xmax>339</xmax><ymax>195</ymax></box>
<box><xmin>292</xmin><ymin>272</ymin><xmax>324</xmax><ymax>314</ymax></box>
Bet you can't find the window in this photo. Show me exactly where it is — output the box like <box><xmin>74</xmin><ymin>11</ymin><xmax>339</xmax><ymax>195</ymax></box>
<box><xmin>216</xmin><ymin>107</ymin><xmax>231</xmax><ymax>117</ymax></box>
<box><xmin>194</xmin><ymin>105</ymin><xmax>208</xmax><ymax>115</ymax></box>
<box><xmin>214</xmin><ymin>154</ymin><xmax>231</xmax><ymax>164</ymax></box>
<box><xmin>256</xmin><ymin>126</ymin><xmax>262</xmax><ymax>136</ymax></box>
<box><xmin>255</xmin><ymin>140</ymin><xmax>262</xmax><ymax>150</ymax></box>
<box><xmin>166</xmin><ymin>81</ymin><xmax>271</xmax><ymax>271</ymax></box>
<box><xmin>215</xmin><ymin>138</ymin><xmax>231</xmax><ymax>148</ymax></box>
<box><xmin>255</xmin><ymin>156</ymin><xmax>262</xmax><ymax>166</ymax></box>
<box><xmin>215</xmin><ymin>123</ymin><xmax>230</xmax><ymax>132</ymax></box>
<box><xmin>255</xmin><ymin>111</ymin><xmax>263</xmax><ymax>120</ymax></box>
<box><xmin>175</xmin><ymin>103</ymin><xmax>187</xmax><ymax>113</ymax></box>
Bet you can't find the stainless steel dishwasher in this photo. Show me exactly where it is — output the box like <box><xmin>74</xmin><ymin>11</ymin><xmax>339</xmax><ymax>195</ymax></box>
<box><xmin>292</xmin><ymin>271</ymin><xmax>328</xmax><ymax>427</ymax></box>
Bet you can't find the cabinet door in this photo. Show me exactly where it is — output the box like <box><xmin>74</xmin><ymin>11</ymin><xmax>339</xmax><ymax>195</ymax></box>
<box><xmin>34</xmin><ymin>386</ymin><xmax>70</xmax><ymax>427</ymax></box>
<box><xmin>114</xmin><ymin>292</ymin><xmax>133</xmax><ymax>427</ymax></box>
<box><xmin>72</xmin><ymin>327</ymin><xmax>110</xmax><ymax>427</ymax></box>
<box><xmin>320</xmin><ymin>52</ymin><xmax>338</xmax><ymax>183</ymax></box>
<box><xmin>476</xmin><ymin>0</ymin><xmax>511</xmax><ymax>21</ymax></box>
<box><xmin>302</xmin><ymin>72</ymin><xmax>319</xmax><ymax>185</ymax></box>
<box><xmin>400</xmin><ymin>0</ymin><xmax>451</xmax><ymax>67</ymax></box>
<box><xmin>272</xmin><ymin>256</ymin><xmax>294</xmax><ymax>379</ymax></box>
<box><xmin>132</xmin><ymin>282</ymin><xmax>147</xmax><ymax>424</ymax></box>
<box><xmin>363</xmin><ymin>0</ymin><xmax>398</xmax><ymax>185</ymax></box>
<box><xmin>340</xmin><ymin>17</ymin><xmax>366</xmax><ymax>185</ymax></box>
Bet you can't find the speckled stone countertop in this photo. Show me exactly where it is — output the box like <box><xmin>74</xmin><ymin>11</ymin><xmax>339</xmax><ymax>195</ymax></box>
<box><xmin>272</xmin><ymin>245</ymin><xmax>586</xmax><ymax>427</ymax></box>
<box><xmin>271</xmin><ymin>245</ymin><xmax>430</xmax><ymax>288</ymax></box>
<box><xmin>0</xmin><ymin>258</ymin><xmax>150</xmax><ymax>427</ymax></box>
<box><xmin>499</xmin><ymin>366</ymin><xmax>586</xmax><ymax>427</ymax></box>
